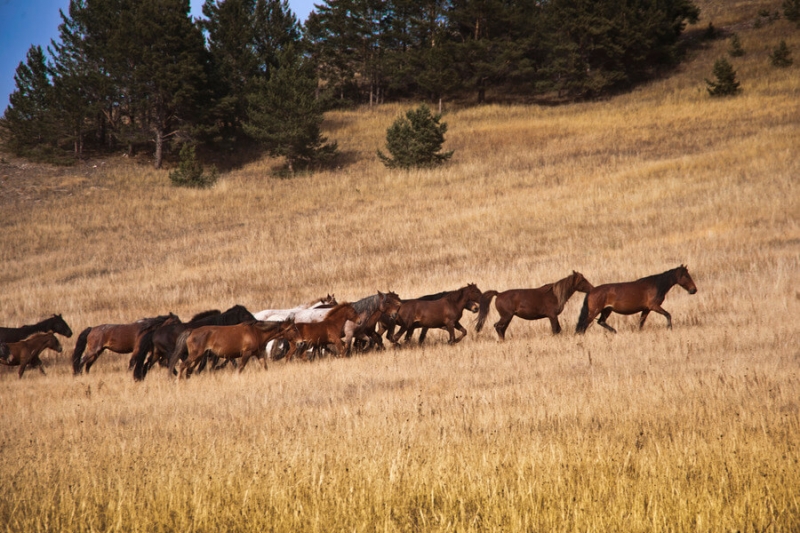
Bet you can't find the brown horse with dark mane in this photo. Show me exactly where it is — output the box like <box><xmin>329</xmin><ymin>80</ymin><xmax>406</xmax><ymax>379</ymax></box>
<box><xmin>391</xmin><ymin>284</ymin><xmax>482</xmax><ymax>345</ymax></box>
<box><xmin>476</xmin><ymin>271</ymin><xmax>593</xmax><ymax>339</ymax></box>
<box><xmin>177</xmin><ymin>319</ymin><xmax>296</xmax><ymax>379</ymax></box>
<box><xmin>0</xmin><ymin>314</ymin><xmax>73</xmax><ymax>344</ymax></box>
<box><xmin>283</xmin><ymin>303</ymin><xmax>360</xmax><ymax>361</ymax></box>
<box><xmin>576</xmin><ymin>265</ymin><xmax>697</xmax><ymax>334</ymax></box>
<box><xmin>1</xmin><ymin>332</ymin><xmax>63</xmax><ymax>378</ymax></box>
<box><xmin>71</xmin><ymin>314</ymin><xmax>179</xmax><ymax>374</ymax></box>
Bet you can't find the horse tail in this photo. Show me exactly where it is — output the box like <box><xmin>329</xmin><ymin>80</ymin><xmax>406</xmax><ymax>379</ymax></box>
<box><xmin>475</xmin><ymin>290</ymin><xmax>499</xmax><ymax>332</ymax></box>
<box><xmin>71</xmin><ymin>327</ymin><xmax>91</xmax><ymax>374</ymax></box>
<box><xmin>132</xmin><ymin>329</ymin><xmax>154</xmax><ymax>382</ymax></box>
<box><xmin>168</xmin><ymin>330</ymin><xmax>192</xmax><ymax>375</ymax></box>
<box><xmin>576</xmin><ymin>294</ymin><xmax>590</xmax><ymax>334</ymax></box>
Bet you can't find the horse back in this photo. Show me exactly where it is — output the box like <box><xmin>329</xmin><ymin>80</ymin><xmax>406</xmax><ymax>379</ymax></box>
<box><xmin>588</xmin><ymin>280</ymin><xmax>659</xmax><ymax>315</ymax></box>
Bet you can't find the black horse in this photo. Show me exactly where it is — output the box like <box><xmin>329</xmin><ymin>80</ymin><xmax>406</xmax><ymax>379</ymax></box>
<box><xmin>0</xmin><ymin>314</ymin><xmax>73</xmax><ymax>344</ymax></box>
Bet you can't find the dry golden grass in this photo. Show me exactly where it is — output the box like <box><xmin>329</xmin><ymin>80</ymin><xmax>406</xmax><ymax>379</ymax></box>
<box><xmin>1</xmin><ymin>3</ymin><xmax>799</xmax><ymax>531</ymax></box>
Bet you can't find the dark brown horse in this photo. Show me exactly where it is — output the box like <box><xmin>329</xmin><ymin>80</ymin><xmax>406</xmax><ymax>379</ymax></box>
<box><xmin>71</xmin><ymin>314</ymin><xmax>178</xmax><ymax>374</ymax></box>
<box><xmin>576</xmin><ymin>265</ymin><xmax>697</xmax><ymax>334</ymax></box>
<box><xmin>1</xmin><ymin>332</ymin><xmax>63</xmax><ymax>378</ymax></box>
<box><xmin>391</xmin><ymin>284</ymin><xmax>482</xmax><ymax>345</ymax></box>
<box><xmin>0</xmin><ymin>314</ymin><xmax>73</xmax><ymax>344</ymax></box>
<box><xmin>476</xmin><ymin>271</ymin><xmax>593</xmax><ymax>339</ymax></box>
<box><xmin>283</xmin><ymin>303</ymin><xmax>360</xmax><ymax>361</ymax></box>
<box><xmin>177</xmin><ymin>319</ymin><xmax>296</xmax><ymax>379</ymax></box>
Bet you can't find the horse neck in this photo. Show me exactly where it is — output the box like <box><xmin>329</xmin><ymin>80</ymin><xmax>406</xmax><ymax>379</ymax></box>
<box><xmin>552</xmin><ymin>276</ymin><xmax>577</xmax><ymax>312</ymax></box>
<box><xmin>653</xmin><ymin>269</ymin><xmax>680</xmax><ymax>298</ymax></box>
<box><xmin>327</xmin><ymin>305</ymin><xmax>354</xmax><ymax>326</ymax></box>
<box><xmin>28</xmin><ymin>333</ymin><xmax>53</xmax><ymax>352</ymax></box>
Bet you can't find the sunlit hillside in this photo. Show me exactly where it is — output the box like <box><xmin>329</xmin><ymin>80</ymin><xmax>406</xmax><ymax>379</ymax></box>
<box><xmin>1</xmin><ymin>1</ymin><xmax>798</xmax><ymax>531</ymax></box>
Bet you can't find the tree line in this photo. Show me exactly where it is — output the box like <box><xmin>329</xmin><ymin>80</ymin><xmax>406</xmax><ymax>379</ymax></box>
<box><xmin>1</xmin><ymin>0</ymin><xmax>700</xmax><ymax>171</ymax></box>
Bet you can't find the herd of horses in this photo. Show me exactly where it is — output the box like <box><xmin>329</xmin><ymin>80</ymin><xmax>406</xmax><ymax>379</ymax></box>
<box><xmin>0</xmin><ymin>266</ymin><xmax>698</xmax><ymax>379</ymax></box>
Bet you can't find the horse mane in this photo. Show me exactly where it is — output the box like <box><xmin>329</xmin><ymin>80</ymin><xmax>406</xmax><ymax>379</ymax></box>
<box><xmin>352</xmin><ymin>294</ymin><xmax>381</xmax><ymax>315</ymax></box>
<box><xmin>638</xmin><ymin>266</ymin><xmax>684</xmax><ymax>299</ymax></box>
<box><xmin>190</xmin><ymin>309</ymin><xmax>221</xmax><ymax>322</ymax></box>
<box><xmin>551</xmin><ymin>273</ymin><xmax>582</xmax><ymax>310</ymax></box>
<box><xmin>137</xmin><ymin>314</ymin><xmax>176</xmax><ymax>331</ymax></box>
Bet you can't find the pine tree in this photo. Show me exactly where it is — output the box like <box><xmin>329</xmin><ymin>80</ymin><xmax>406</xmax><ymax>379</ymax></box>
<box><xmin>244</xmin><ymin>48</ymin><xmax>337</xmax><ymax>173</ymax></box>
<box><xmin>169</xmin><ymin>143</ymin><xmax>217</xmax><ymax>187</ymax></box>
<box><xmin>1</xmin><ymin>46</ymin><xmax>58</xmax><ymax>158</ymax></box>
<box><xmin>126</xmin><ymin>0</ymin><xmax>207</xmax><ymax>168</ymax></box>
<box><xmin>377</xmin><ymin>104</ymin><xmax>453</xmax><ymax>169</ymax></box>
<box><xmin>770</xmin><ymin>40</ymin><xmax>793</xmax><ymax>68</ymax></box>
<box><xmin>705</xmin><ymin>58</ymin><xmax>740</xmax><ymax>97</ymax></box>
<box><xmin>783</xmin><ymin>0</ymin><xmax>800</xmax><ymax>26</ymax></box>
<box><xmin>728</xmin><ymin>34</ymin><xmax>745</xmax><ymax>57</ymax></box>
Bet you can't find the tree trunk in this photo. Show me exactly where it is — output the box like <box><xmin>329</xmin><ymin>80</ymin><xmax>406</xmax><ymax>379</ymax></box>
<box><xmin>154</xmin><ymin>128</ymin><xmax>163</xmax><ymax>169</ymax></box>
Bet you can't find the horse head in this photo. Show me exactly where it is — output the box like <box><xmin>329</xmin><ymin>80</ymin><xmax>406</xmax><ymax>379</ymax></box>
<box><xmin>380</xmin><ymin>291</ymin><xmax>403</xmax><ymax>320</ymax></box>
<box><xmin>46</xmin><ymin>333</ymin><xmax>63</xmax><ymax>354</ymax></box>
<box><xmin>464</xmin><ymin>284</ymin><xmax>482</xmax><ymax>313</ymax></box>
<box><xmin>323</xmin><ymin>294</ymin><xmax>338</xmax><ymax>306</ymax></box>
<box><xmin>677</xmin><ymin>265</ymin><xmax>697</xmax><ymax>294</ymax></box>
<box><xmin>52</xmin><ymin>314</ymin><xmax>73</xmax><ymax>338</ymax></box>
<box><xmin>572</xmin><ymin>271</ymin><xmax>594</xmax><ymax>293</ymax></box>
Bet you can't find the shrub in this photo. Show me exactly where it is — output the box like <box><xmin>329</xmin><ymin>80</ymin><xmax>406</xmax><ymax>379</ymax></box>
<box><xmin>728</xmin><ymin>34</ymin><xmax>745</xmax><ymax>57</ymax></box>
<box><xmin>785</xmin><ymin>0</ymin><xmax>800</xmax><ymax>25</ymax></box>
<box><xmin>169</xmin><ymin>144</ymin><xmax>217</xmax><ymax>188</ymax></box>
<box><xmin>770</xmin><ymin>41</ymin><xmax>793</xmax><ymax>68</ymax></box>
<box><xmin>377</xmin><ymin>104</ymin><xmax>453</xmax><ymax>169</ymax></box>
<box><xmin>705</xmin><ymin>58</ymin><xmax>741</xmax><ymax>97</ymax></box>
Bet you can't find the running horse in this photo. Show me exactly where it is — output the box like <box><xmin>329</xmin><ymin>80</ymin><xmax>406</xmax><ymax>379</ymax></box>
<box><xmin>282</xmin><ymin>303</ymin><xmax>360</xmax><ymax>361</ymax></box>
<box><xmin>71</xmin><ymin>314</ymin><xmax>179</xmax><ymax>374</ymax></box>
<box><xmin>576</xmin><ymin>265</ymin><xmax>697</xmax><ymax>334</ymax></box>
<box><xmin>177</xmin><ymin>319</ymin><xmax>296</xmax><ymax>379</ymax></box>
<box><xmin>253</xmin><ymin>294</ymin><xmax>337</xmax><ymax>321</ymax></box>
<box><xmin>1</xmin><ymin>332</ymin><xmax>63</xmax><ymax>378</ymax></box>
<box><xmin>476</xmin><ymin>271</ymin><xmax>593</xmax><ymax>339</ymax></box>
<box><xmin>391</xmin><ymin>284</ymin><xmax>483</xmax><ymax>345</ymax></box>
<box><xmin>166</xmin><ymin>305</ymin><xmax>257</xmax><ymax>376</ymax></box>
<box><xmin>0</xmin><ymin>314</ymin><xmax>73</xmax><ymax>344</ymax></box>
<box><xmin>342</xmin><ymin>291</ymin><xmax>402</xmax><ymax>355</ymax></box>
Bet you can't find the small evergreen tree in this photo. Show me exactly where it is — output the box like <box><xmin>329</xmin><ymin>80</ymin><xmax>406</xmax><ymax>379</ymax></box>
<box><xmin>169</xmin><ymin>144</ymin><xmax>217</xmax><ymax>188</ymax></box>
<box><xmin>705</xmin><ymin>58</ymin><xmax>740</xmax><ymax>97</ymax></box>
<box><xmin>244</xmin><ymin>47</ymin><xmax>337</xmax><ymax>174</ymax></box>
<box><xmin>377</xmin><ymin>104</ymin><xmax>453</xmax><ymax>169</ymax></box>
<box><xmin>770</xmin><ymin>40</ymin><xmax>793</xmax><ymax>68</ymax></box>
<box><xmin>728</xmin><ymin>34</ymin><xmax>745</xmax><ymax>57</ymax></box>
<box><xmin>785</xmin><ymin>0</ymin><xmax>800</xmax><ymax>25</ymax></box>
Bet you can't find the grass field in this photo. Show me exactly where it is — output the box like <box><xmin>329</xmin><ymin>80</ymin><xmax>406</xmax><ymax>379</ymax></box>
<box><xmin>1</xmin><ymin>2</ymin><xmax>799</xmax><ymax>531</ymax></box>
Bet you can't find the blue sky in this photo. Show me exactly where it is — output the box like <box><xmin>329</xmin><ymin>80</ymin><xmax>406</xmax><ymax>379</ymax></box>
<box><xmin>0</xmin><ymin>0</ymin><xmax>317</xmax><ymax>114</ymax></box>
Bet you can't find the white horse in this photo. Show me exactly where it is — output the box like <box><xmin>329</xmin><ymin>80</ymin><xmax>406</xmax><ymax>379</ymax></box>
<box><xmin>253</xmin><ymin>294</ymin><xmax>336</xmax><ymax>321</ymax></box>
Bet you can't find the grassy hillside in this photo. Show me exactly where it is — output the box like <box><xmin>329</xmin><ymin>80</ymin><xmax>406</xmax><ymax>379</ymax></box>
<box><xmin>1</xmin><ymin>2</ymin><xmax>798</xmax><ymax>531</ymax></box>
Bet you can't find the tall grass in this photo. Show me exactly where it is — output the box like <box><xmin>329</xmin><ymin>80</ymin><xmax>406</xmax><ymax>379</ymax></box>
<box><xmin>0</xmin><ymin>3</ymin><xmax>798</xmax><ymax>531</ymax></box>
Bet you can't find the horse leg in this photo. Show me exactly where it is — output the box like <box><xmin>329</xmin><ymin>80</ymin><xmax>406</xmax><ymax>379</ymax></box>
<box><xmin>453</xmin><ymin>321</ymin><xmax>468</xmax><ymax>343</ymax></box>
<box><xmin>392</xmin><ymin>323</ymin><xmax>410</xmax><ymax>344</ymax></box>
<box><xmin>548</xmin><ymin>315</ymin><xmax>562</xmax><ymax>335</ymax></box>
<box><xmin>239</xmin><ymin>353</ymin><xmax>251</xmax><ymax>373</ymax></box>
<box><xmin>638</xmin><ymin>310</ymin><xmax>651</xmax><ymax>329</ymax></box>
<box><xmin>597</xmin><ymin>308</ymin><xmax>617</xmax><ymax>334</ymax></box>
<box><xmin>493</xmin><ymin>314</ymin><xmax>512</xmax><ymax>340</ymax></box>
<box><xmin>418</xmin><ymin>327</ymin><xmax>429</xmax><ymax>345</ymax></box>
<box><xmin>649</xmin><ymin>306</ymin><xmax>672</xmax><ymax>329</ymax></box>
<box><xmin>82</xmin><ymin>347</ymin><xmax>104</xmax><ymax>373</ymax></box>
<box><xmin>34</xmin><ymin>355</ymin><xmax>46</xmax><ymax>375</ymax></box>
